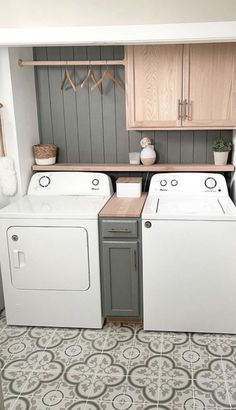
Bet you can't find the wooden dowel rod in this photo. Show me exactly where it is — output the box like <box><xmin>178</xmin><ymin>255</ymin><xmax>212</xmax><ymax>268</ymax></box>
<box><xmin>18</xmin><ymin>59</ymin><xmax>125</xmax><ymax>67</ymax></box>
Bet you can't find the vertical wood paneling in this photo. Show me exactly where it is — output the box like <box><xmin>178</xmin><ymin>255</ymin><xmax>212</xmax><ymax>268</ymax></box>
<box><xmin>129</xmin><ymin>131</ymin><xmax>141</xmax><ymax>152</ymax></box>
<box><xmin>220</xmin><ymin>130</ymin><xmax>233</xmax><ymax>164</ymax></box>
<box><xmin>35</xmin><ymin>46</ymin><xmax>232</xmax><ymax>165</ymax></box>
<box><xmin>167</xmin><ymin>131</ymin><xmax>181</xmax><ymax>163</ymax></box>
<box><xmin>114</xmin><ymin>47</ymin><xmax>129</xmax><ymax>163</ymax></box>
<box><xmin>180</xmin><ymin>131</ymin><xmax>194</xmax><ymax>163</ymax></box>
<box><xmin>73</xmin><ymin>47</ymin><xmax>91</xmax><ymax>162</ymax></box>
<box><xmin>193</xmin><ymin>131</ymin><xmax>207</xmax><ymax>163</ymax></box>
<box><xmin>220</xmin><ymin>129</ymin><xmax>233</xmax><ymax>142</ymax></box>
<box><xmin>207</xmin><ymin>130</ymin><xmax>220</xmax><ymax>163</ymax></box>
<box><xmin>154</xmin><ymin>131</ymin><xmax>168</xmax><ymax>163</ymax></box>
<box><xmin>87</xmin><ymin>47</ymin><xmax>104</xmax><ymax>163</ymax></box>
<box><xmin>47</xmin><ymin>47</ymin><xmax>67</xmax><ymax>162</ymax></box>
<box><xmin>34</xmin><ymin>48</ymin><xmax>53</xmax><ymax>144</ymax></box>
<box><xmin>60</xmin><ymin>47</ymin><xmax>79</xmax><ymax>162</ymax></box>
<box><xmin>100</xmin><ymin>46</ymin><xmax>117</xmax><ymax>162</ymax></box>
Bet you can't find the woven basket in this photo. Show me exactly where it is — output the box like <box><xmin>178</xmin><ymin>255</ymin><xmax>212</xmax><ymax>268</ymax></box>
<box><xmin>33</xmin><ymin>144</ymin><xmax>57</xmax><ymax>159</ymax></box>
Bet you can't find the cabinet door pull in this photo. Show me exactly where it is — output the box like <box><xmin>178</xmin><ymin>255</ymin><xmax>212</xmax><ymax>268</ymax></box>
<box><xmin>133</xmin><ymin>249</ymin><xmax>137</xmax><ymax>272</ymax></box>
<box><xmin>182</xmin><ymin>99</ymin><xmax>187</xmax><ymax>121</ymax></box>
<box><xmin>107</xmin><ymin>228</ymin><xmax>132</xmax><ymax>233</ymax></box>
<box><xmin>177</xmin><ymin>99</ymin><xmax>182</xmax><ymax>120</ymax></box>
<box><xmin>187</xmin><ymin>100</ymin><xmax>192</xmax><ymax>121</ymax></box>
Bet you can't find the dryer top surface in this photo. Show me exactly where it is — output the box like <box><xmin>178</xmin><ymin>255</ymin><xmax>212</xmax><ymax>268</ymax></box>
<box><xmin>0</xmin><ymin>195</ymin><xmax>111</xmax><ymax>219</ymax></box>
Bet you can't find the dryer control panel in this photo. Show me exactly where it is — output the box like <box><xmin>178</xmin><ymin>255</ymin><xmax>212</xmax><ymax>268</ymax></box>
<box><xmin>28</xmin><ymin>172</ymin><xmax>113</xmax><ymax>196</ymax></box>
<box><xmin>148</xmin><ymin>173</ymin><xmax>228</xmax><ymax>196</ymax></box>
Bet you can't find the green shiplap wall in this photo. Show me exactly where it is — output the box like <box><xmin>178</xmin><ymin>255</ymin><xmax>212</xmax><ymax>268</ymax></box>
<box><xmin>34</xmin><ymin>46</ymin><xmax>232</xmax><ymax>164</ymax></box>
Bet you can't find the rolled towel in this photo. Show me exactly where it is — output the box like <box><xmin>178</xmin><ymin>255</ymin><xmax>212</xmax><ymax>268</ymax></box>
<box><xmin>0</xmin><ymin>157</ymin><xmax>17</xmax><ymax>196</ymax></box>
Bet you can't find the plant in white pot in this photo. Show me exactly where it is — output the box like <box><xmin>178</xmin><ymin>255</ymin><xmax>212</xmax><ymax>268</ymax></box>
<box><xmin>212</xmin><ymin>138</ymin><xmax>232</xmax><ymax>165</ymax></box>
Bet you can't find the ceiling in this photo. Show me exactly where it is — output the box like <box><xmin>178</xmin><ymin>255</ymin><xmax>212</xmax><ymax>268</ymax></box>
<box><xmin>0</xmin><ymin>0</ymin><xmax>235</xmax><ymax>28</ymax></box>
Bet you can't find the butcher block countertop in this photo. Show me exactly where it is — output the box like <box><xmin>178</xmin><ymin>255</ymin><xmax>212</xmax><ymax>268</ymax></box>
<box><xmin>100</xmin><ymin>193</ymin><xmax>148</xmax><ymax>218</ymax></box>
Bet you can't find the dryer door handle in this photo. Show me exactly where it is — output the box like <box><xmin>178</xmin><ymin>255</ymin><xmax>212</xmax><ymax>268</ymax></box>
<box><xmin>12</xmin><ymin>250</ymin><xmax>25</xmax><ymax>269</ymax></box>
<box><xmin>13</xmin><ymin>250</ymin><xmax>20</xmax><ymax>268</ymax></box>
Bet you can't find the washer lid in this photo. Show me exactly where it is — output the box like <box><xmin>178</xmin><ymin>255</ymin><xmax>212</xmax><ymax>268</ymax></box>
<box><xmin>157</xmin><ymin>197</ymin><xmax>225</xmax><ymax>216</ymax></box>
<box><xmin>0</xmin><ymin>195</ymin><xmax>111</xmax><ymax>219</ymax></box>
<box><xmin>142</xmin><ymin>195</ymin><xmax>236</xmax><ymax>220</ymax></box>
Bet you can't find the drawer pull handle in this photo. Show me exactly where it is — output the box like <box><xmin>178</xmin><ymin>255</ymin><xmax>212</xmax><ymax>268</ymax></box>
<box><xmin>107</xmin><ymin>229</ymin><xmax>132</xmax><ymax>233</ymax></box>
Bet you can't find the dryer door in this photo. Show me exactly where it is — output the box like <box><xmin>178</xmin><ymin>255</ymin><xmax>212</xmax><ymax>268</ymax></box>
<box><xmin>7</xmin><ymin>226</ymin><xmax>90</xmax><ymax>290</ymax></box>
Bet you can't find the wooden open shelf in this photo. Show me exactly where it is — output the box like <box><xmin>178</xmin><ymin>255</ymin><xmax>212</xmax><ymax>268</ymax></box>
<box><xmin>32</xmin><ymin>163</ymin><xmax>234</xmax><ymax>172</ymax></box>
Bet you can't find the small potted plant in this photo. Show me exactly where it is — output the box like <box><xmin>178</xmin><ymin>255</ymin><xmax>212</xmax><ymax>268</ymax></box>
<box><xmin>212</xmin><ymin>137</ymin><xmax>232</xmax><ymax>165</ymax></box>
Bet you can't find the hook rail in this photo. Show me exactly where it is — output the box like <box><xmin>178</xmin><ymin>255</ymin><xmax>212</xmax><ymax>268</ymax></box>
<box><xmin>18</xmin><ymin>59</ymin><xmax>125</xmax><ymax>67</ymax></box>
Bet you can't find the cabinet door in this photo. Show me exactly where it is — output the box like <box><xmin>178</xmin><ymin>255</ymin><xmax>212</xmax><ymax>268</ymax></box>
<box><xmin>125</xmin><ymin>45</ymin><xmax>183</xmax><ymax>129</ymax></box>
<box><xmin>183</xmin><ymin>43</ymin><xmax>236</xmax><ymax>127</ymax></box>
<box><xmin>102</xmin><ymin>241</ymin><xmax>140</xmax><ymax>316</ymax></box>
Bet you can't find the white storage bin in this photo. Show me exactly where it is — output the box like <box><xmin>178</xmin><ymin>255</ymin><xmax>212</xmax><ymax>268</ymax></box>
<box><xmin>116</xmin><ymin>177</ymin><xmax>142</xmax><ymax>198</ymax></box>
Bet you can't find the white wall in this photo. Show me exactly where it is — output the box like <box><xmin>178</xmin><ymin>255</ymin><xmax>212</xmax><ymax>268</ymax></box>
<box><xmin>0</xmin><ymin>0</ymin><xmax>236</xmax><ymax>27</ymax></box>
<box><xmin>0</xmin><ymin>0</ymin><xmax>236</xmax><ymax>46</ymax></box>
<box><xmin>0</xmin><ymin>47</ymin><xmax>39</xmax><ymax>310</ymax></box>
<box><xmin>8</xmin><ymin>47</ymin><xmax>40</xmax><ymax>194</ymax></box>
<box><xmin>0</xmin><ymin>47</ymin><xmax>39</xmax><ymax>196</ymax></box>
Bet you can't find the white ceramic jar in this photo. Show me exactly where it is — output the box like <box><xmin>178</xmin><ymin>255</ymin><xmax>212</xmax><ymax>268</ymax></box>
<box><xmin>140</xmin><ymin>145</ymin><xmax>156</xmax><ymax>165</ymax></box>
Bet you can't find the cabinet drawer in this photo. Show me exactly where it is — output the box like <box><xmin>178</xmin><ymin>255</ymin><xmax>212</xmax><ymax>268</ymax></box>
<box><xmin>101</xmin><ymin>220</ymin><xmax>138</xmax><ymax>238</ymax></box>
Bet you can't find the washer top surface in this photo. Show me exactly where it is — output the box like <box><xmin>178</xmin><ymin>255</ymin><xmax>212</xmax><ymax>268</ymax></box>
<box><xmin>142</xmin><ymin>172</ymin><xmax>236</xmax><ymax>220</ymax></box>
<box><xmin>143</xmin><ymin>195</ymin><xmax>236</xmax><ymax>220</ymax></box>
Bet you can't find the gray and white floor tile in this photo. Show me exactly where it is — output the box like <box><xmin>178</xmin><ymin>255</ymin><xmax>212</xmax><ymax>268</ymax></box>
<box><xmin>1</xmin><ymin>312</ymin><xmax>236</xmax><ymax>409</ymax></box>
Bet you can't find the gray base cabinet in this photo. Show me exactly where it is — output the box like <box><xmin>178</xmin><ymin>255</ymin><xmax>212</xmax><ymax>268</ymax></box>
<box><xmin>99</xmin><ymin>218</ymin><xmax>142</xmax><ymax>317</ymax></box>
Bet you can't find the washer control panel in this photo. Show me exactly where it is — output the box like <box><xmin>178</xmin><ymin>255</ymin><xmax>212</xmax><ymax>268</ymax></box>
<box><xmin>28</xmin><ymin>172</ymin><xmax>113</xmax><ymax>196</ymax></box>
<box><xmin>148</xmin><ymin>173</ymin><xmax>228</xmax><ymax>196</ymax></box>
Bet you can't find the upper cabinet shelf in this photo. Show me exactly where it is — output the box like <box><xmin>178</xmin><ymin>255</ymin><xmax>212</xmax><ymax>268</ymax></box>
<box><xmin>125</xmin><ymin>44</ymin><xmax>236</xmax><ymax>130</ymax></box>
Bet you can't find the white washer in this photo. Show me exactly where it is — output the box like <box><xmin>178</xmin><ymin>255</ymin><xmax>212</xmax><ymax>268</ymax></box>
<box><xmin>0</xmin><ymin>172</ymin><xmax>113</xmax><ymax>328</ymax></box>
<box><xmin>142</xmin><ymin>173</ymin><xmax>236</xmax><ymax>334</ymax></box>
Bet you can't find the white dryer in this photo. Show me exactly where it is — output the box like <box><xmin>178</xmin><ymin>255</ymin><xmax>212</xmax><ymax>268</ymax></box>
<box><xmin>0</xmin><ymin>172</ymin><xmax>113</xmax><ymax>328</ymax></box>
<box><xmin>142</xmin><ymin>173</ymin><xmax>236</xmax><ymax>334</ymax></box>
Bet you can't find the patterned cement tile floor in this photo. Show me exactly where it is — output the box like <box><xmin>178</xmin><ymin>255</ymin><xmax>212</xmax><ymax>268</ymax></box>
<box><xmin>0</xmin><ymin>310</ymin><xmax>236</xmax><ymax>410</ymax></box>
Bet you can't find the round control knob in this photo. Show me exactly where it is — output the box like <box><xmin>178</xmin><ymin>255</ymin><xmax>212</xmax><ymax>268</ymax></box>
<box><xmin>205</xmin><ymin>177</ymin><xmax>217</xmax><ymax>189</ymax></box>
<box><xmin>160</xmin><ymin>179</ymin><xmax>167</xmax><ymax>187</ymax></box>
<box><xmin>39</xmin><ymin>176</ymin><xmax>51</xmax><ymax>188</ymax></box>
<box><xmin>145</xmin><ymin>221</ymin><xmax>152</xmax><ymax>228</ymax></box>
<box><xmin>171</xmin><ymin>179</ymin><xmax>178</xmax><ymax>186</ymax></box>
<box><xmin>92</xmin><ymin>178</ymin><xmax>99</xmax><ymax>186</ymax></box>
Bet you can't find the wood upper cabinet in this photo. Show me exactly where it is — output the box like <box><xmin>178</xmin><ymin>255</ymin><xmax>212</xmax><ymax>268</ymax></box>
<box><xmin>125</xmin><ymin>45</ymin><xmax>183</xmax><ymax>128</ymax></box>
<box><xmin>125</xmin><ymin>43</ymin><xmax>236</xmax><ymax>129</ymax></box>
<box><xmin>183</xmin><ymin>43</ymin><xmax>236</xmax><ymax>127</ymax></box>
